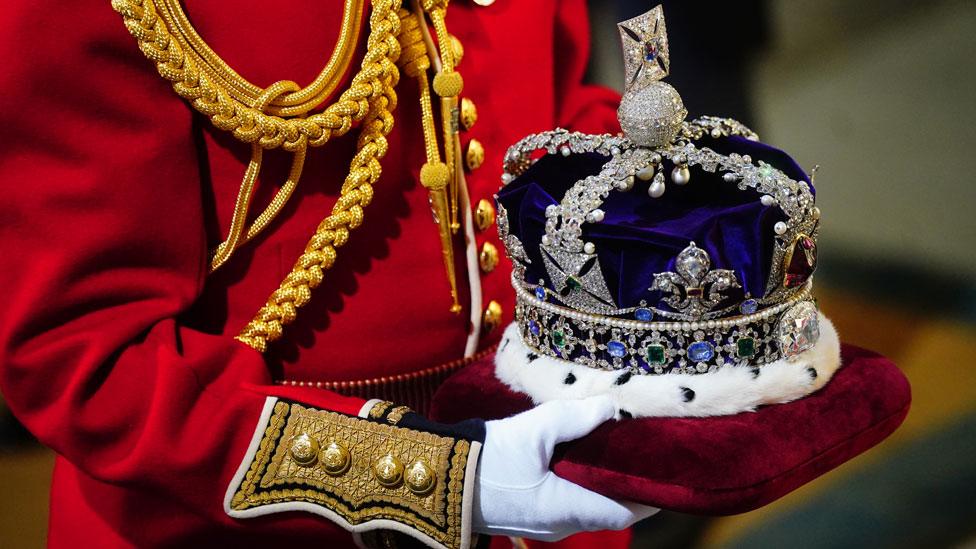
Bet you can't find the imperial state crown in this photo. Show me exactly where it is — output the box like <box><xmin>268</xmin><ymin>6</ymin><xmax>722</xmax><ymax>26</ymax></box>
<box><xmin>492</xmin><ymin>5</ymin><xmax>832</xmax><ymax>417</ymax></box>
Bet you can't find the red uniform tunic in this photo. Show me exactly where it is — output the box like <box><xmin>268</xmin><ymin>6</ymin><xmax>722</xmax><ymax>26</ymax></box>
<box><xmin>0</xmin><ymin>0</ymin><xmax>624</xmax><ymax>546</ymax></box>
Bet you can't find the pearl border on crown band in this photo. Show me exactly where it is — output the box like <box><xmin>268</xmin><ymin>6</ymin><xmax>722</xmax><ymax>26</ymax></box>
<box><xmin>494</xmin><ymin>314</ymin><xmax>841</xmax><ymax>418</ymax></box>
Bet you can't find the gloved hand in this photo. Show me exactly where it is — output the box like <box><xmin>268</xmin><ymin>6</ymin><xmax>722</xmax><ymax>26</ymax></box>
<box><xmin>472</xmin><ymin>395</ymin><xmax>659</xmax><ymax>541</ymax></box>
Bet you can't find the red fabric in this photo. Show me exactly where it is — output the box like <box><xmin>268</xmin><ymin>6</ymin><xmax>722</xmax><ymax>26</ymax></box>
<box><xmin>429</xmin><ymin>345</ymin><xmax>912</xmax><ymax>515</ymax></box>
<box><xmin>0</xmin><ymin>0</ymin><xmax>622</xmax><ymax>546</ymax></box>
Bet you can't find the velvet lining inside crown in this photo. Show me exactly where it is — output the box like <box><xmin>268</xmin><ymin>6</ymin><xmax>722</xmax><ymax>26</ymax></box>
<box><xmin>496</xmin><ymin>135</ymin><xmax>813</xmax><ymax>307</ymax></box>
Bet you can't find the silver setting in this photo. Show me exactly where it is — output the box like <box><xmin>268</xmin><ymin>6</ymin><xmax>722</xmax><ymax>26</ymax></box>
<box><xmin>650</xmin><ymin>242</ymin><xmax>741</xmax><ymax>321</ymax></box>
<box><xmin>515</xmin><ymin>271</ymin><xmax>815</xmax><ymax>375</ymax></box>
<box><xmin>540</xmin><ymin>244</ymin><xmax>621</xmax><ymax>315</ymax></box>
<box><xmin>616</xmin><ymin>5</ymin><xmax>686</xmax><ymax>147</ymax></box>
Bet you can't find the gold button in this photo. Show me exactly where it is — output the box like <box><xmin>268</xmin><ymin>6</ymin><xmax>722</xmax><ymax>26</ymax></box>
<box><xmin>450</xmin><ymin>35</ymin><xmax>464</xmax><ymax>66</ymax></box>
<box><xmin>289</xmin><ymin>433</ymin><xmax>319</xmax><ymax>467</ymax></box>
<box><xmin>475</xmin><ymin>199</ymin><xmax>495</xmax><ymax>231</ymax></box>
<box><xmin>483</xmin><ymin>300</ymin><xmax>503</xmax><ymax>333</ymax></box>
<box><xmin>404</xmin><ymin>459</ymin><xmax>437</xmax><ymax>496</ymax></box>
<box><xmin>479</xmin><ymin>242</ymin><xmax>499</xmax><ymax>273</ymax></box>
<box><xmin>460</xmin><ymin>97</ymin><xmax>478</xmax><ymax>131</ymax></box>
<box><xmin>321</xmin><ymin>441</ymin><xmax>351</xmax><ymax>476</ymax></box>
<box><xmin>374</xmin><ymin>453</ymin><xmax>404</xmax><ymax>488</ymax></box>
<box><xmin>465</xmin><ymin>139</ymin><xmax>485</xmax><ymax>171</ymax></box>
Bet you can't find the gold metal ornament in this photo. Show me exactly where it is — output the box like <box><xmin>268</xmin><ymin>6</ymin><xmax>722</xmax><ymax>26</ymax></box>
<box><xmin>459</xmin><ymin>97</ymin><xmax>478</xmax><ymax>131</ymax></box>
<box><xmin>474</xmin><ymin>198</ymin><xmax>495</xmax><ymax>231</ymax></box>
<box><xmin>373</xmin><ymin>453</ymin><xmax>405</xmax><ymax>488</ymax></box>
<box><xmin>289</xmin><ymin>433</ymin><xmax>320</xmax><ymax>467</ymax></box>
<box><xmin>465</xmin><ymin>139</ymin><xmax>485</xmax><ymax>171</ymax></box>
<box><xmin>479</xmin><ymin>242</ymin><xmax>499</xmax><ymax>273</ymax></box>
<box><xmin>321</xmin><ymin>441</ymin><xmax>352</xmax><ymax>476</ymax></box>
<box><xmin>483</xmin><ymin>300</ymin><xmax>503</xmax><ymax>333</ymax></box>
<box><xmin>404</xmin><ymin>459</ymin><xmax>437</xmax><ymax>496</ymax></box>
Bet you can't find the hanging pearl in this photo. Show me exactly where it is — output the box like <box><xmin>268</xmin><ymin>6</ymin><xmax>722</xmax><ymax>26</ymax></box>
<box><xmin>711</xmin><ymin>128</ymin><xmax>723</xmax><ymax>138</ymax></box>
<box><xmin>636</xmin><ymin>165</ymin><xmax>656</xmax><ymax>181</ymax></box>
<box><xmin>559</xmin><ymin>146</ymin><xmax>571</xmax><ymax>157</ymax></box>
<box><xmin>774</xmin><ymin>222</ymin><xmax>788</xmax><ymax>235</ymax></box>
<box><xmin>541</xmin><ymin>235</ymin><xmax>551</xmax><ymax>245</ymax></box>
<box><xmin>648</xmin><ymin>180</ymin><xmax>666</xmax><ymax>198</ymax></box>
<box><xmin>501</xmin><ymin>173</ymin><xmax>513</xmax><ymax>184</ymax></box>
<box><xmin>650</xmin><ymin>153</ymin><xmax>662</xmax><ymax>164</ymax></box>
<box><xmin>616</xmin><ymin>176</ymin><xmax>635</xmax><ymax>192</ymax></box>
<box><xmin>812</xmin><ymin>206</ymin><xmax>821</xmax><ymax>220</ymax></box>
<box><xmin>586</xmin><ymin>209</ymin><xmax>605</xmax><ymax>223</ymax></box>
<box><xmin>672</xmin><ymin>166</ymin><xmax>690</xmax><ymax>185</ymax></box>
<box><xmin>584</xmin><ymin>242</ymin><xmax>596</xmax><ymax>254</ymax></box>
<box><xmin>723</xmin><ymin>172</ymin><xmax>737</xmax><ymax>183</ymax></box>
<box><xmin>760</xmin><ymin>195</ymin><xmax>776</xmax><ymax>206</ymax></box>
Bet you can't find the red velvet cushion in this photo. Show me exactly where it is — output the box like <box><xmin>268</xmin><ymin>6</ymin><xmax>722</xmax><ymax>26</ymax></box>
<box><xmin>429</xmin><ymin>344</ymin><xmax>910</xmax><ymax>515</ymax></box>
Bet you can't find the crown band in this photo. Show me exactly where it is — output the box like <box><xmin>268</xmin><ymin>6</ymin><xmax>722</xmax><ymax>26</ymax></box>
<box><xmin>513</xmin><ymin>272</ymin><xmax>819</xmax><ymax>376</ymax></box>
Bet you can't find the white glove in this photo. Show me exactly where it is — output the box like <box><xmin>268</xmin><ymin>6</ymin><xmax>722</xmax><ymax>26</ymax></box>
<box><xmin>472</xmin><ymin>395</ymin><xmax>659</xmax><ymax>541</ymax></box>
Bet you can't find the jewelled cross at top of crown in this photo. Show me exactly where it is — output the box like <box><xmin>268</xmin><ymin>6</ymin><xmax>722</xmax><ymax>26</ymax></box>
<box><xmin>618</xmin><ymin>5</ymin><xmax>670</xmax><ymax>92</ymax></box>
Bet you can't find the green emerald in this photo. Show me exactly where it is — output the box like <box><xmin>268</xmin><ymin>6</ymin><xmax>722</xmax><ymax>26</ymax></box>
<box><xmin>737</xmin><ymin>337</ymin><xmax>756</xmax><ymax>358</ymax></box>
<box><xmin>645</xmin><ymin>344</ymin><xmax>666</xmax><ymax>365</ymax></box>
<box><xmin>552</xmin><ymin>330</ymin><xmax>565</xmax><ymax>347</ymax></box>
<box><xmin>566</xmin><ymin>276</ymin><xmax>582</xmax><ymax>290</ymax></box>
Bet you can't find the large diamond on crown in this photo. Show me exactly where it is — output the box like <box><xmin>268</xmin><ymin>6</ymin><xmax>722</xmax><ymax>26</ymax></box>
<box><xmin>778</xmin><ymin>301</ymin><xmax>820</xmax><ymax>357</ymax></box>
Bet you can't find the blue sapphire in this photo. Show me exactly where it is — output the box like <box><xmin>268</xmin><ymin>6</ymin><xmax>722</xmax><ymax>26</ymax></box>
<box><xmin>535</xmin><ymin>286</ymin><xmax>546</xmax><ymax>300</ymax></box>
<box><xmin>607</xmin><ymin>341</ymin><xmax>627</xmax><ymax>358</ymax></box>
<box><xmin>687</xmin><ymin>341</ymin><xmax>715</xmax><ymax>362</ymax></box>
<box><xmin>635</xmin><ymin>308</ymin><xmax>653</xmax><ymax>322</ymax></box>
<box><xmin>529</xmin><ymin>320</ymin><xmax>541</xmax><ymax>336</ymax></box>
<box><xmin>740</xmin><ymin>299</ymin><xmax>759</xmax><ymax>314</ymax></box>
<box><xmin>643</xmin><ymin>41</ymin><xmax>658</xmax><ymax>62</ymax></box>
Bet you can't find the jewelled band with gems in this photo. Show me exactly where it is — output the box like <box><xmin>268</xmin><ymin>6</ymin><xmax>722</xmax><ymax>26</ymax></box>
<box><xmin>514</xmin><ymin>272</ymin><xmax>819</xmax><ymax>375</ymax></box>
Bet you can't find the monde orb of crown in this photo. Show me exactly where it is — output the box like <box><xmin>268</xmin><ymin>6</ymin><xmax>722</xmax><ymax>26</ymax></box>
<box><xmin>618</xmin><ymin>81</ymin><xmax>687</xmax><ymax>148</ymax></box>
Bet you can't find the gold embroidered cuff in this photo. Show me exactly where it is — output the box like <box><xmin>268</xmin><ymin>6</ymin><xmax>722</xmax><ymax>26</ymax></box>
<box><xmin>226</xmin><ymin>399</ymin><xmax>480</xmax><ymax>549</ymax></box>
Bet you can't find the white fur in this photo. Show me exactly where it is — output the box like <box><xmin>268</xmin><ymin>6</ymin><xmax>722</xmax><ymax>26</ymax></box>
<box><xmin>494</xmin><ymin>314</ymin><xmax>841</xmax><ymax>418</ymax></box>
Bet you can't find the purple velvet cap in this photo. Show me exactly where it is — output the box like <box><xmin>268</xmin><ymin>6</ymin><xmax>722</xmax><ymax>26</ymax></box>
<box><xmin>496</xmin><ymin>134</ymin><xmax>814</xmax><ymax>308</ymax></box>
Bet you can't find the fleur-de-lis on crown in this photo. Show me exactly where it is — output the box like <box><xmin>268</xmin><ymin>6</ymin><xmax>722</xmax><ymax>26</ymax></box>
<box><xmin>617</xmin><ymin>5</ymin><xmax>670</xmax><ymax>93</ymax></box>
<box><xmin>650</xmin><ymin>242</ymin><xmax>741</xmax><ymax>320</ymax></box>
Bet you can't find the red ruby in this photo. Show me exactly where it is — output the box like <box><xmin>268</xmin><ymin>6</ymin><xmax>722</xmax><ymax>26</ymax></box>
<box><xmin>784</xmin><ymin>236</ymin><xmax>817</xmax><ymax>288</ymax></box>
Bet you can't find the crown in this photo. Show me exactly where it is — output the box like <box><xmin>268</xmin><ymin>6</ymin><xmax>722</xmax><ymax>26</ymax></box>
<box><xmin>494</xmin><ymin>6</ymin><xmax>822</xmax><ymax>377</ymax></box>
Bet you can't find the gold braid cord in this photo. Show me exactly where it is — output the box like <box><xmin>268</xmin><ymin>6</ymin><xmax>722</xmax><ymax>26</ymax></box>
<box><xmin>237</xmin><ymin>4</ymin><xmax>423</xmax><ymax>353</ymax></box>
<box><xmin>111</xmin><ymin>0</ymin><xmax>378</xmax><ymax>153</ymax></box>
<box><xmin>113</xmin><ymin>0</ymin><xmax>462</xmax><ymax>353</ymax></box>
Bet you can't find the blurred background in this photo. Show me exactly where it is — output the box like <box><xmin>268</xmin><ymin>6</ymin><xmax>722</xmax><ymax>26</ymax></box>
<box><xmin>1</xmin><ymin>0</ymin><xmax>974</xmax><ymax>547</ymax></box>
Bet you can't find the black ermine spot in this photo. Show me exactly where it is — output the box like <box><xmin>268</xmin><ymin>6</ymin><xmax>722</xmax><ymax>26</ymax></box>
<box><xmin>526</xmin><ymin>352</ymin><xmax>539</xmax><ymax>363</ymax></box>
<box><xmin>619</xmin><ymin>410</ymin><xmax>633</xmax><ymax>419</ymax></box>
<box><xmin>615</xmin><ymin>371</ymin><xmax>632</xmax><ymax>385</ymax></box>
<box><xmin>807</xmin><ymin>367</ymin><xmax>818</xmax><ymax>379</ymax></box>
<box><xmin>499</xmin><ymin>338</ymin><xmax>510</xmax><ymax>352</ymax></box>
<box><xmin>564</xmin><ymin>372</ymin><xmax>577</xmax><ymax>385</ymax></box>
<box><xmin>751</xmin><ymin>367</ymin><xmax>761</xmax><ymax>379</ymax></box>
<box><xmin>681</xmin><ymin>387</ymin><xmax>696</xmax><ymax>402</ymax></box>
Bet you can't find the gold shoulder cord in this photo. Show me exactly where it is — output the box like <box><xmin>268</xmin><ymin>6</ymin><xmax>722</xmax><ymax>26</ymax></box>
<box><xmin>112</xmin><ymin>0</ymin><xmax>467</xmax><ymax>352</ymax></box>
